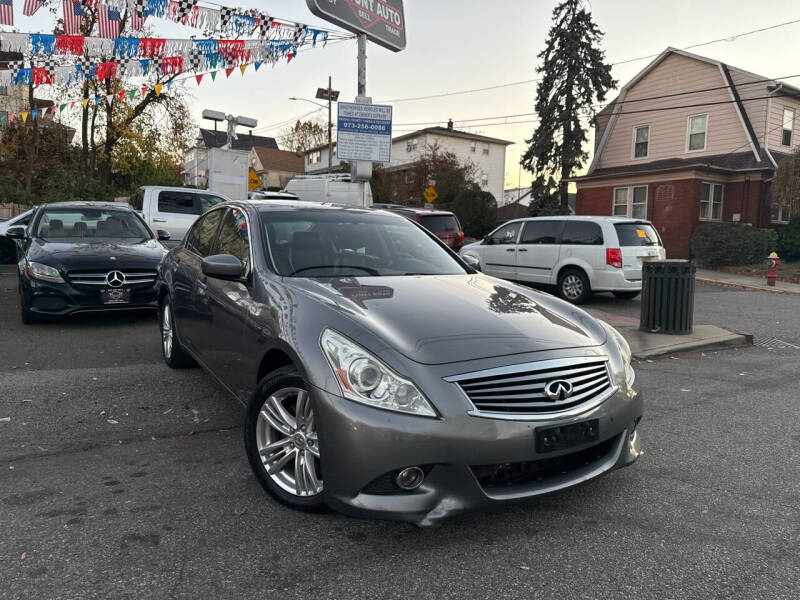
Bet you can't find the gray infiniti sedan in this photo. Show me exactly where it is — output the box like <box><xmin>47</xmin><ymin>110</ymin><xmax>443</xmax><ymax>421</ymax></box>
<box><xmin>156</xmin><ymin>200</ymin><xmax>642</xmax><ymax>525</ymax></box>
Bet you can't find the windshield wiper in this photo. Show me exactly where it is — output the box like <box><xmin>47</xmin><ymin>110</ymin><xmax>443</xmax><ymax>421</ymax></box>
<box><xmin>288</xmin><ymin>265</ymin><xmax>381</xmax><ymax>277</ymax></box>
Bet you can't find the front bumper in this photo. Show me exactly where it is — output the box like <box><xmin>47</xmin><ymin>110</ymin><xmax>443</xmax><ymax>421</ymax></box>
<box><xmin>312</xmin><ymin>382</ymin><xmax>642</xmax><ymax>526</ymax></box>
<box><xmin>20</xmin><ymin>275</ymin><xmax>158</xmax><ymax>317</ymax></box>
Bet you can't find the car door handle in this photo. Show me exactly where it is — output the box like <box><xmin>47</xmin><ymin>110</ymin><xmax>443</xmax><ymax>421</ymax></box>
<box><xmin>152</xmin><ymin>218</ymin><xmax>167</xmax><ymax>223</ymax></box>
<box><xmin>506</xmin><ymin>248</ymin><xmax>516</xmax><ymax>252</ymax></box>
<box><xmin>518</xmin><ymin>248</ymin><xmax>528</xmax><ymax>252</ymax></box>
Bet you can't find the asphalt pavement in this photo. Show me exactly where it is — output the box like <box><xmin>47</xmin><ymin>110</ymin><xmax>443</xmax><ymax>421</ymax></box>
<box><xmin>1</xmin><ymin>268</ymin><xmax>799</xmax><ymax>599</ymax></box>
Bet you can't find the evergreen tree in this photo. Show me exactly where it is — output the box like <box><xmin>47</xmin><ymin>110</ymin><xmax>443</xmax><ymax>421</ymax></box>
<box><xmin>521</xmin><ymin>0</ymin><xmax>615</xmax><ymax>212</ymax></box>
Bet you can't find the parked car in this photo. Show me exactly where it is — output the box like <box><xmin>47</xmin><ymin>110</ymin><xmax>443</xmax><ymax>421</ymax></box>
<box><xmin>10</xmin><ymin>202</ymin><xmax>168</xmax><ymax>323</ymax></box>
<box><xmin>373</xmin><ymin>204</ymin><xmax>465</xmax><ymax>252</ymax></box>
<box><xmin>284</xmin><ymin>174</ymin><xmax>372</xmax><ymax>207</ymax></box>
<box><xmin>460</xmin><ymin>216</ymin><xmax>666</xmax><ymax>303</ymax></box>
<box><xmin>156</xmin><ymin>200</ymin><xmax>642</xmax><ymax>525</ymax></box>
<box><xmin>129</xmin><ymin>186</ymin><xmax>230</xmax><ymax>245</ymax></box>
<box><xmin>0</xmin><ymin>207</ymin><xmax>37</xmax><ymax>264</ymax></box>
<box><xmin>247</xmin><ymin>190</ymin><xmax>300</xmax><ymax>201</ymax></box>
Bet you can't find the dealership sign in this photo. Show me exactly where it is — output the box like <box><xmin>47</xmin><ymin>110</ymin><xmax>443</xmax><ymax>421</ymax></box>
<box><xmin>337</xmin><ymin>102</ymin><xmax>393</xmax><ymax>163</ymax></box>
<box><xmin>306</xmin><ymin>0</ymin><xmax>406</xmax><ymax>52</ymax></box>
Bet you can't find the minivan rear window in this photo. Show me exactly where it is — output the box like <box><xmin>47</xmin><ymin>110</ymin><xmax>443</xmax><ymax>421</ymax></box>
<box><xmin>420</xmin><ymin>214</ymin><xmax>460</xmax><ymax>233</ymax></box>
<box><xmin>614</xmin><ymin>223</ymin><xmax>661</xmax><ymax>246</ymax></box>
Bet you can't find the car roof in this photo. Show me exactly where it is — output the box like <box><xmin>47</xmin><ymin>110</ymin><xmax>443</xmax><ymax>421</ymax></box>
<box><xmin>39</xmin><ymin>201</ymin><xmax>133</xmax><ymax>210</ymax></box>
<box><xmin>504</xmin><ymin>215</ymin><xmax>653</xmax><ymax>225</ymax></box>
<box><xmin>373</xmin><ymin>204</ymin><xmax>456</xmax><ymax>217</ymax></box>
<box><xmin>137</xmin><ymin>185</ymin><xmax>227</xmax><ymax>196</ymax></box>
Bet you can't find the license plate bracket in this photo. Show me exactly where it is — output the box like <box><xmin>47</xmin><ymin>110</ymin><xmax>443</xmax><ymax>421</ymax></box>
<box><xmin>535</xmin><ymin>419</ymin><xmax>599</xmax><ymax>454</ymax></box>
<box><xmin>101</xmin><ymin>288</ymin><xmax>130</xmax><ymax>304</ymax></box>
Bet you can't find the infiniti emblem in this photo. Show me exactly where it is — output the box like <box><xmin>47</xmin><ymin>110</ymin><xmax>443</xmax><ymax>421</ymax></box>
<box><xmin>105</xmin><ymin>271</ymin><xmax>125</xmax><ymax>288</ymax></box>
<box><xmin>544</xmin><ymin>379</ymin><xmax>573</xmax><ymax>401</ymax></box>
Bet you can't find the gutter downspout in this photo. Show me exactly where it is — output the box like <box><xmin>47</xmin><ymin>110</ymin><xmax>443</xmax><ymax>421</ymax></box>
<box><xmin>760</xmin><ymin>84</ymin><xmax>784</xmax><ymax>226</ymax></box>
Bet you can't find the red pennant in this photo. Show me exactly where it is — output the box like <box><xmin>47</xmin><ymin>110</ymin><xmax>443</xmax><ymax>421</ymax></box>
<box><xmin>141</xmin><ymin>86</ymin><xmax>148</xmax><ymax>97</ymax></box>
<box><xmin>195</xmin><ymin>73</ymin><xmax>203</xmax><ymax>85</ymax></box>
<box><xmin>225</xmin><ymin>67</ymin><xmax>234</xmax><ymax>78</ymax></box>
<box><xmin>51</xmin><ymin>105</ymin><xmax>57</xmax><ymax>115</ymax></box>
<box><xmin>287</xmin><ymin>52</ymin><xmax>294</xmax><ymax>63</ymax></box>
<box><xmin>70</xmin><ymin>101</ymin><xmax>75</xmax><ymax>109</ymax></box>
<box><xmin>117</xmin><ymin>91</ymin><xmax>125</xmax><ymax>101</ymax></box>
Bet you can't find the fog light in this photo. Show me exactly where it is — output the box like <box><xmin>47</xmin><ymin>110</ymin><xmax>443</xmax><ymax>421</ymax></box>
<box><xmin>395</xmin><ymin>466</ymin><xmax>425</xmax><ymax>490</ymax></box>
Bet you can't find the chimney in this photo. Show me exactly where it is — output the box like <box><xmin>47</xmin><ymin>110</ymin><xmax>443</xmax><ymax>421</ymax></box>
<box><xmin>447</xmin><ymin>119</ymin><xmax>453</xmax><ymax>131</ymax></box>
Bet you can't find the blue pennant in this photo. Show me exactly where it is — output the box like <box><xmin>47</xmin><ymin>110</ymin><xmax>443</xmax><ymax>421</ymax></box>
<box><xmin>30</xmin><ymin>34</ymin><xmax>57</xmax><ymax>55</ymax></box>
<box><xmin>114</xmin><ymin>38</ymin><xmax>140</xmax><ymax>58</ymax></box>
<box><xmin>139</xmin><ymin>59</ymin><xmax>151</xmax><ymax>74</ymax></box>
<box><xmin>145</xmin><ymin>0</ymin><xmax>168</xmax><ymax>18</ymax></box>
<box><xmin>254</xmin><ymin>61</ymin><xmax>262</xmax><ymax>71</ymax></box>
<box><xmin>193</xmin><ymin>39</ymin><xmax>218</xmax><ymax>56</ymax></box>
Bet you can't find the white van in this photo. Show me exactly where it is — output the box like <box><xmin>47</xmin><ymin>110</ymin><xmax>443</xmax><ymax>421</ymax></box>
<box><xmin>284</xmin><ymin>175</ymin><xmax>372</xmax><ymax>207</ymax></box>
<box><xmin>460</xmin><ymin>216</ymin><xmax>666</xmax><ymax>303</ymax></box>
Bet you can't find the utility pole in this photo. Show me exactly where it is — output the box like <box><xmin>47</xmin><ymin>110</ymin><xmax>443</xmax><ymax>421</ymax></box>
<box><xmin>315</xmin><ymin>78</ymin><xmax>340</xmax><ymax>174</ymax></box>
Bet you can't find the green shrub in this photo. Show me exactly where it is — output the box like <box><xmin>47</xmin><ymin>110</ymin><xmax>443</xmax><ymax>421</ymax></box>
<box><xmin>691</xmin><ymin>223</ymin><xmax>778</xmax><ymax>267</ymax></box>
<box><xmin>441</xmin><ymin>189</ymin><xmax>498</xmax><ymax>238</ymax></box>
<box><xmin>776</xmin><ymin>218</ymin><xmax>800</xmax><ymax>262</ymax></box>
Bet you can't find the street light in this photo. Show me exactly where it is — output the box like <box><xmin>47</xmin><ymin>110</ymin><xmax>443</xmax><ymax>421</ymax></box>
<box><xmin>290</xmin><ymin>76</ymin><xmax>339</xmax><ymax>173</ymax></box>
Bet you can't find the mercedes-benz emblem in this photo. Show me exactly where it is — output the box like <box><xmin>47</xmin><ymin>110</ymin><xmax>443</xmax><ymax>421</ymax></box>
<box><xmin>105</xmin><ymin>271</ymin><xmax>125</xmax><ymax>288</ymax></box>
<box><xmin>544</xmin><ymin>379</ymin><xmax>574</xmax><ymax>401</ymax></box>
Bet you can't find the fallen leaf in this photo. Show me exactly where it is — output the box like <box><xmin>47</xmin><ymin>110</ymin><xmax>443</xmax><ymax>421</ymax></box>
<box><xmin>520</xmin><ymin>565</ymin><xmax>529</xmax><ymax>571</ymax></box>
<box><xmin>646</xmin><ymin>359</ymin><xmax>654</xmax><ymax>363</ymax></box>
<box><xmin>20</xmin><ymin>552</ymin><xmax>27</xmax><ymax>560</ymax></box>
<box><xmin>100</xmin><ymin>410</ymin><xmax>106</xmax><ymax>415</ymax></box>
<box><xmin>107</xmin><ymin>419</ymin><xmax>118</xmax><ymax>425</ymax></box>
<box><xmin>233</xmin><ymin>508</ymin><xmax>246</xmax><ymax>516</ymax></box>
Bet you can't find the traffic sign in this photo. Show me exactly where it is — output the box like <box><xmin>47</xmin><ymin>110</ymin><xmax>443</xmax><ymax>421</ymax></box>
<box><xmin>306</xmin><ymin>0</ymin><xmax>406</xmax><ymax>52</ymax></box>
<box><xmin>248</xmin><ymin>169</ymin><xmax>262</xmax><ymax>191</ymax></box>
<box><xmin>336</xmin><ymin>102</ymin><xmax>393</xmax><ymax>163</ymax></box>
<box><xmin>423</xmin><ymin>186</ymin><xmax>438</xmax><ymax>203</ymax></box>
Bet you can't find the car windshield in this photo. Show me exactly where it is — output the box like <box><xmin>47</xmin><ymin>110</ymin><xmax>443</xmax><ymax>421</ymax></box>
<box><xmin>35</xmin><ymin>208</ymin><xmax>151</xmax><ymax>241</ymax></box>
<box><xmin>419</xmin><ymin>214</ymin><xmax>460</xmax><ymax>233</ymax></box>
<box><xmin>261</xmin><ymin>209</ymin><xmax>468</xmax><ymax>277</ymax></box>
<box><xmin>614</xmin><ymin>223</ymin><xmax>661</xmax><ymax>247</ymax></box>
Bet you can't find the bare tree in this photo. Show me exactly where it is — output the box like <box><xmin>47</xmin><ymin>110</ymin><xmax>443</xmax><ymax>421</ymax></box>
<box><xmin>278</xmin><ymin>119</ymin><xmax>328</xmax><ymax>152</ymax></box>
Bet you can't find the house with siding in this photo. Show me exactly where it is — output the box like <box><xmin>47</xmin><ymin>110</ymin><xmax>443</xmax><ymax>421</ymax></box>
<box><xmin>573</xmin><ymin>48</ymin><xmax>797</xmax><ymax>258</ymax></box>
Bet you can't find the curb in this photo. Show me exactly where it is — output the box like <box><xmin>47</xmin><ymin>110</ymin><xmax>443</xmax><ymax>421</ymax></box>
<box><xmin>695</xmin><ymin>277</ymin><xmax>800</xmax><ymax>296</ymax></box>
<box><xmin>630</xmin><ymin>332</ymin><xmax>750</xmax><ymax>360</ymax></box>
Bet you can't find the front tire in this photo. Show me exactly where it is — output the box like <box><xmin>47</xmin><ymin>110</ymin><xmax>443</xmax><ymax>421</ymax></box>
<box><xmin>160</xmin><ymin>296</ymin><xmax>196</xmax><ymax>368</ymax></box>
<box><xmin>558</xmin><ymin>268</ymin><xmax>591</xmax><ymax>304</ymax></box>
<box><xmin>613</xmin><ymin>290</ymin><xmax>641</xmax><ymax>300</ymax></box>
<box><xmin>245</xmin><ymin>367</ymin><xmax>325</xmax><ymax>512</ymax></box>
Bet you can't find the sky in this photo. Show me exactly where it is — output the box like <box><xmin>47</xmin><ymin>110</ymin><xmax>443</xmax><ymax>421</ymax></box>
<box><xmin>8</xmin><ymin>0</ymin><xmax>800</xmax><ymax>190</ymax></box>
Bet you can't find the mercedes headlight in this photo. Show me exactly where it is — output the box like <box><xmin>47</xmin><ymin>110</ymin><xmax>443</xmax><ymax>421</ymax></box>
<box><xmin>320</xmin><ymin>329</ymin><xmax>437</xmax><ymax>417</ymax></box>
<box><xmin>599</xmin><ymin>320</ymin><xmax>635</xmax><ymax>387</ymax></box>
<box><xmin>26</xmin><ymin>261</ymin><xmax>64</xmax><ymax>283</ymax></box>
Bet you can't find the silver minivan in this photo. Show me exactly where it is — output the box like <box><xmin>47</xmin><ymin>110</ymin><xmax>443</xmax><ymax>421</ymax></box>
<box><xmin>460</xmin><ymin>216</ymin><xmax>666</xmax><ymax>303</ymax></box>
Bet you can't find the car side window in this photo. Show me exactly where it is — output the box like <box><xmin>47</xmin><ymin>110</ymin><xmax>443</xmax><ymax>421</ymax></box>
<box><xmin>198</xmin><ymin>195</ymin><xmax>225</xmax><ymax>213</ymax></box>
<box><xmin>158</xmin><ymin>191</ymin><xmax>200</xmax><ymax>215</ymax></box>
<box><xmin>130</xmin><ymin>189</ymin><xmax>144</xmax><ymax>211</ymax></box>
<box><xmin>487</xmin><ymin>222</ymin><xmax>521</xmax><ymax>245</ymax></box>
<box><xmin>520</xmin><ymin>221</ymin><xmax>561</xmax><ymax>244</ymax></box>
<box><xmin>216</xmin><ymin>208</ymin><xmax>250</xmax><ymax>273</ymax></box>
<box><xmin>561</xmin><ymin>221</ymin><xmax>604</xmax><ymax>245</ymax></box>
<box><xmin>186</xmin><ymin>209</ymin><xmax>224</xmax><ymax>257</ymax></box>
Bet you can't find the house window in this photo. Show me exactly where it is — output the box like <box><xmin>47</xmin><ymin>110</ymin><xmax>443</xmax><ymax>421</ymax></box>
<box><xmin>686</xmin><ymin>114</ymin><xmax>708</xmax><ymax>152</ymax></box>
<box><xmin>480</xmin><ymin>175</ymin><xmax>489</xmax><ymax>188</ymax></box>
<box><xmin>771</xmin><ymin>202</ymin><xmax>791</xmax><ymax>224</ymax></box>
<box><xmin>470</xmin><ymin>141</ymin><xmax>477</xmax><ymax>153</ymax></box>
<box><xmin>406</xmin><ymin>138</ymin><xmax>418</xmax><ymax>152</ymax></box>
<box><xmin>782</xmin><ymin>107</ymin><xmax>794</xmax><ymax>147</ymax></box>
<box><xmin>632</xmin><ymin>125</ymin><xmax>649</xmax><ymax>158</ymax></box>
<box><xmin>482</xmin><ymin>143</ymin><xmax>490</xmax><ymax>155</ymax></box>
<box><xmin>309</xmin><ymin>150</ymin><xmax>321</xmax><ymax>165</ymax></box>
<box><xmin>700</xmin><ymin>182</ymin><xmax>723</xmax><ymax>220</ymax></box>
<box><xmin>613</xmin><ymin>186</ymin><xmax>648</xmax><ymax>219</ymax></box>
<box><xmin>404</xmin><ymin>170</ymin><xmax>415</xmax><ymax>184</ymax></box>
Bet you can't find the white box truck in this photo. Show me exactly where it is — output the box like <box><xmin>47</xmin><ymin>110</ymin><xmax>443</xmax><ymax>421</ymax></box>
<box><xmin>207</xmin><ymin>147</ymin><xmax>248</xmax><ymax>201</ymax></box>
<box><xmin>284</xmin><ymin>175</ymin><xmax>372</xmax><ymax>207</ymax></box>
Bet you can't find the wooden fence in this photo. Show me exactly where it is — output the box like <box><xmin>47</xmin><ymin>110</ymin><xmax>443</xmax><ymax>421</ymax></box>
<box><xmin>0</xmin><ymin>203</ymin><xmax>29</xmax><ymax>220</ymax></box>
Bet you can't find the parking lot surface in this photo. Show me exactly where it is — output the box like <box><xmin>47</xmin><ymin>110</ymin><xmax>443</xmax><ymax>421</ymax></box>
<box><xmin>2</xmin><ymin>267</ymin><xmax>799</xmax><ymax>599</ymax></box>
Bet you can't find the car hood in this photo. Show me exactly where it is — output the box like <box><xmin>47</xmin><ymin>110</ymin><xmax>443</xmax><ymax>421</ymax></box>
<box><xmin>27</xmin><ymin>238</ymin><xmax>166</xmax><ymax>271</ymax></box>
<box><xmin>286</xmin><ymin>274</ymin><xmax>606</xmax><ymax>365</ymax></box>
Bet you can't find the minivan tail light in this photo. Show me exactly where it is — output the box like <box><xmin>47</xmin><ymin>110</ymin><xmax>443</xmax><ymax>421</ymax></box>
<box><xmin>606</xmin><ymin>248</ymin><xmax>623</xmax><ymax>269</ymax></box>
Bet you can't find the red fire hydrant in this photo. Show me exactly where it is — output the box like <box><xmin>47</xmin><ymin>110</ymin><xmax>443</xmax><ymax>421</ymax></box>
<box><xmin>766</xmin><ymin>252</ymin><xmax>780</xmax><ymax>287</ymax></box>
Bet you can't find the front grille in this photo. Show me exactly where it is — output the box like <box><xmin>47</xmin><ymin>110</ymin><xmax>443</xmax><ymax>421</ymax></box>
<box><xmin>448</xmin><ymin>356</ymin><xmax>613</xmax><ymax>415</ymax></box>
<box><xmin>67</xmin><ymin>269</ymin><xmax>157</xmax><ymax>287</ymax></box>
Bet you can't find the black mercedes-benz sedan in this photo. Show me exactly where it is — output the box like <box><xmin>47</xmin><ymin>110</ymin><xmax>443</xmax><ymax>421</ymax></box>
<box><xmin>9</xmin><ymin>202</ymin><xmax>169</xmax><ymax>323</ymax></box>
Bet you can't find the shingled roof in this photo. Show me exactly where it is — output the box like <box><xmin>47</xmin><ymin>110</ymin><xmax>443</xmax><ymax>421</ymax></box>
<box><xmin>198</xmin><ymin>128</ymin><xmax>278</xmax><ymax>151</ymax></box>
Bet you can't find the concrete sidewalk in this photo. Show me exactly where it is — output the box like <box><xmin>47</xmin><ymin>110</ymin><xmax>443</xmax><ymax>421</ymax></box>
<box><xmin>696</xmin><ymin>268</ymin><xmax>800</xmax><ymax>295</ymax></box>
<box><xmin>586</xmin><ymin>308</ymin><xmax>750</xmax><ymax>360</ymax></box>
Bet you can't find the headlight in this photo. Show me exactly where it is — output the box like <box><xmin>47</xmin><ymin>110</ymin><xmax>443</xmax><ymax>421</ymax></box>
<box><xmin>26</xmin><ymin>261</ymin><xmax>64</xmax><ymax>283</ymax></box>
<box><xmin>320</xmin><ymin>329</ymin><xmax>437</xmax><ymax>417</ymax></box>
<box><xmin>598</xmin><ymin>320</ymin><xmax>635</xmax><ymax>386</ymax></box>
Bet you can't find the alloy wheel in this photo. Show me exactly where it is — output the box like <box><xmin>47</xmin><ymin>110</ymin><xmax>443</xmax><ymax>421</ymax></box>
<box><xmin>256</xmin><ymin>387</ymin><xmax>322</xmax><ymax>497</ymax></box>
<box><xmin>562</xmin><ymin>274</ymin><xmax>584</xmax><ymax>300</ymax></box>
<box><xmin>162</xmin><ymin>303</ymin><xmax>173</xmax><ymax>359</ymax></box>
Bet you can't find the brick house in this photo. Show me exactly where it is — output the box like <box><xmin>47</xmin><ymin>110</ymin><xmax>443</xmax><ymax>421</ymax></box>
<box><xmin>573</xmin><ymin>48</ymin><xmax>797</xmax><ymax>258</ymax></box>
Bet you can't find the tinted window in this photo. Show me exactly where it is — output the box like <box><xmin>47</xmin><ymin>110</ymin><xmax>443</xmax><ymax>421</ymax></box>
<box><xmin>419</xmin><ymin>214</ymin><xmax>460</xmax><ymax>233</ymax></box>
<box><xmin>520</xmin><ymin>220</ymin><xmax>561</xmax><ymax>244</ymax></box>
<box><xmin>561</xmin><ymin>221</ymin><xmax>603</xmax><ymax>245</ymax></box>
<box><xmin>199</xmin><ymin>194</ymin><xmax>225</xmax><ymax>213</ymax></box>
<box><xmin>262</xmin><ymin>210</ymin><xmax>467</xmax><ymax>277</ymax></box>
<box><xmin>130</xmin><ymin>188</ymin><xmax>144</xmax><ymax>211</ymax></box>
<box><xmin>34</xmin><ymin>208</ymin><xmax>150</xmax><ymax>240</ymax></box>
<box><xmin>186</xmin><ymin>209</ymin><xmax>223</xmax><ymax>257</ymax></box>
<box><xmin>216</xmin><ymin>208</ymin><xmax>250</xmax><ymax>272</ymax></box>
<box><xmin>487</xmin><ymin>222</ymin><xmax>521</xmax><ymax>245</ymax></box>
<box><xmin>158</xmin><ymin>191</ymin><xmax>199</xmax><ymax>215</ymax></box>
<box><xmin>614</xmin><ymin>223</ymin><xmax>661</xmax><ymax>247</ymax></box>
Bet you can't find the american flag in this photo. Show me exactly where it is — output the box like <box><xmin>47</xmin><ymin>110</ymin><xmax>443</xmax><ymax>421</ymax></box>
<box><xmin>62</xmin><ymin>0</ymin><xmax>84</xmax><ymax>35</ymax></box>
<box><xmin>0</xmin><ymin>0</ymin><xmax>13</xmax><ymax>27</ymax></box>
<box><xmin>129</xmin><ymin>11</ymin><xmax>146</xmax><ymax>31</ymax></box>
<box><xmin>23</xmin><ymin>0</ymin><xmax>44</xmax><ymax>17</ymax></box>
<box><xmin>96</xmin><ymin>5</ymin><xmax>121</xmax><ymax>39</ymax></box>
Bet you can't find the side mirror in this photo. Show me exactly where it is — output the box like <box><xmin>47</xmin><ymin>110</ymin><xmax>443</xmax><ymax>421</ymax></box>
<box><xmin>482</xmin><ymin>236</ymin><xmax>494</xmax><ymax>245</ymax></box>
<box><xmin>6</xmin><ymin>226</ymin><xmax>26</xmax><ymax>240</ymax></box>
<box><xmin>462</xmin><ymin>254</ymin><xmax>481</xmax><ymax>271</ymax></box>
<box><xmin>202</xmin><ymin>254</ymin><xmax>244</xmax><ymax>280</ymax></box>
<box><xmin>156</xmin><ymin>229</ymin><xmax>171</xmax><ymax>241</ymax></box>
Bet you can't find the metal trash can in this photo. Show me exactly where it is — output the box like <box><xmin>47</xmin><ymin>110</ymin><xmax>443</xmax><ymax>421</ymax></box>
<box><xmin>640</xmin><ymin>260</ymin><xmax>696</xmax><ymax>334</ymax></box>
